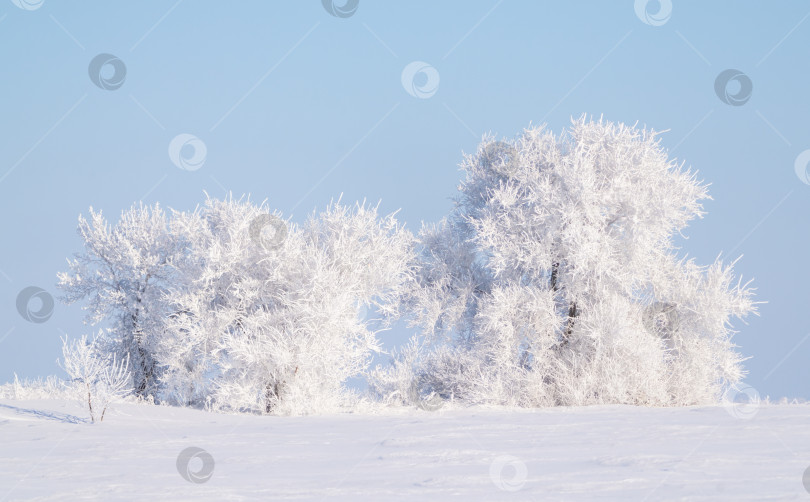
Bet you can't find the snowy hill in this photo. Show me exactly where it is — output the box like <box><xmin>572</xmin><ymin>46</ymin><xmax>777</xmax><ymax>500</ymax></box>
<box><xmin>1</xmin><ymin>399</ymin><xmax>809</xmax><ymax>500</ymax></box>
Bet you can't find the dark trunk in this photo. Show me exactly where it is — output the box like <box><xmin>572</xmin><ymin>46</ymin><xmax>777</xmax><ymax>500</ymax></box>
<box><xmin>550</xmin><ymin>262</ymin><xmax>559</xmax><ymax>291</ymax></box>
<box><xmin>130</xmin><ymin>279</ymin><xmax>154</xmax><ymax>398</ymax></box>
<box><xmin>87</xmin><ymin>386</ymin><xmax>95</xmax><ymax>423</ymax></box>
<box><xmin>565</xmin><ymin>302</ymin><xmax>578</xmax><ymax>339</ymax></box>
<box><xmin>265</xmin><ymin>381</ymin><xmax>282</xmax><ymax>414</ymax></box>
<box><xmin>265</xmin><ymin>367</ymin><xmax>297</xmax><ymax>413</ymax></box>
<box><xmin>551</xmin><ymin>262</ymin><xmax>578</xmax><ymax>344</ymax></box>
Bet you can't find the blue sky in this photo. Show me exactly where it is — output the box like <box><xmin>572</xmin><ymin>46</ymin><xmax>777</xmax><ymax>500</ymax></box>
<box><xmin>1</xmin><ymin>1</ymin><xmax>809</xmax><ymax>400</ymax></box>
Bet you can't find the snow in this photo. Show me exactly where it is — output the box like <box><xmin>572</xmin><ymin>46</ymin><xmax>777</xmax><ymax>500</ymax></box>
<box><xmin>2</xmin><ymin>399</ymin><xmax>808</xmax><ymax>500</ymax></box>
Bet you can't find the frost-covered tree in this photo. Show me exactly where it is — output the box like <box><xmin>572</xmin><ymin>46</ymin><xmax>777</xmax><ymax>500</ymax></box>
<box><xmin>60</xmin><ymin>334</ymin><xmax>131</xmax><ymax>422</ymax></box>
<box><xmin>373</xmin><ymin>117</ymin><xmax>757</xmax><ymax>407</ymax></box>
<box><xmin>156</xmin><ymin>196</ymin><xmax>414</xmax><ymax>414</ymax></box>
<box><xmin>57</xmin><ymin>204</ymin><xmax>183</xmax><ymax>399</ymax></box>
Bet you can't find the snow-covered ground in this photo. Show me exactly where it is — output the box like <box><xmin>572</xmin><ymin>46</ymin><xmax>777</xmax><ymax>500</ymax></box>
<box><xmin>1</xmin><ymin>399</ymin><xmax>809</xmax><ymax>501</ymax></box>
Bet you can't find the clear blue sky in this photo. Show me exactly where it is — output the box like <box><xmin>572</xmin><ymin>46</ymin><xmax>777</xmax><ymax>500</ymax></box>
<box><xmin>1</xmin><ymin>1</ymin><xmax>808</xmax><ymax>400</ymax></box>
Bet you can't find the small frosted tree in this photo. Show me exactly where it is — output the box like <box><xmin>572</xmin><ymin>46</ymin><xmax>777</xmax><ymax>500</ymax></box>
<box><xmin>374</xmin><ymin>117</ymin><xmax>757</xmax><ymax>407</ymax></box>
<box><xmin>60</xmin><ymin>334</ymin><xmax>131</xmax><ymax>422</ymax></box>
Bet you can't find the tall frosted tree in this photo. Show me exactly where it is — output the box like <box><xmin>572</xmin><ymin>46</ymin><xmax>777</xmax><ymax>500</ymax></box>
<box><xmin>373</xmin><ymin>117</ymin><xmax>757</xmax><ymax>407</ymax></box>
<box><xmin>57</xmin><ymin>204</ymin><xmax>183</xmax><ymax>399</ymax></box>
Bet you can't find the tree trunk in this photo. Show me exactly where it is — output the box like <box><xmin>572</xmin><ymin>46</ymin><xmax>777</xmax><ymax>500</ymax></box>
<box><xmin>551</xmin><ymin>262</ymin><xmax>578</xmax><ymax>344</ymax></box>
<box><xmin>87</xmin><ymin>386</ymin><xmax>95</xmax><ymax>423</ymax></box>
<box><xmin>130</xmin><ymin>279</ymin><xmax>153</xmax><ymax>399</ymax></box>
<box><xmin>550</xmin><ymin>262</ymin><xmax>559</xmax><ymax>291</ymax></box>
<box><xmin>564</xmin><ymin>302</ymin><xmax>578</xmax><ymax>340</ymax></box>
<box><xmin>265</xmin><ymin>381</ymin><xmax>281</xmax><ymax>414</ymax></box>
